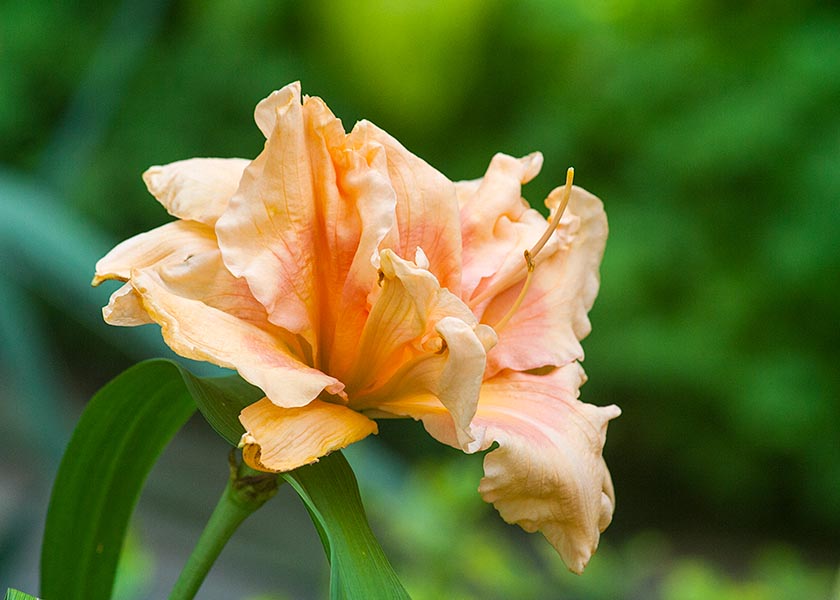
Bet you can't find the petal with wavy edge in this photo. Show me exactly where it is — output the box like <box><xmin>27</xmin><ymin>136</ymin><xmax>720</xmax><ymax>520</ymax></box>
<box><xmin>544</xmin><ymin>186</ymin><xmax>608</xmax><ymax>339</ymax></box>
<box><xmin>458</xmin><ymin>152</ymin><xmax>544</xmax><ymax>300</ymax></box>
<box><xmin>481</xmin><ymin>188</ymin><xmax>608</xmax><ymax>377</ymax></box>
<box><xmin>254</xmin><ymin>81</ymin><xmax>301</xmax><ymax>139</ymax></box>
<box><xmin>348</xmin><ymin>121</ymin><xmax>462</xmax><ymax>295</ymax></box>
<box><xmin>103</xmin><ymin>283</ymin><xmax>153</xmax><ymax>326</ymax></box>
<box><xmin>129</xmin><ymin>264</ymin><xmax>344</xmax><ymax>407</ymax></box>
<box><xmin>302</xmin><ymin>97</ymin><xmax>397</xmax><ymax>377</ymax></box>
<box><xmin>142</xmin><ymin>158</ymin><xmax>250</xmax><ymax>225</ymax></box>
<box><xmin>343</xmin><ymin>249</ymin><xmax>478</xmax><ymax>396</ymax></box>
<box><xmin>369</xmin><ymin>365</ymin><xmax>620</xmax><ymax>575</ymax></box>
<box><xmin>358</xmin><ymin>316</ymin><xmax>496</xmax><ymax>448</ymax></box>
<box><xmin>216</xmin><ymin>83</ymin><xmax>320</xmax><ymax>342</ymax></box>
<box><xmin>239</xmin><ymin>398</ymin><xmax>378</xmax><ymax>473</ymax></box>
<box><xmin>93</xmin><ymin>220</ymin><xmax>217</xmax><ymax>286</ymax></box>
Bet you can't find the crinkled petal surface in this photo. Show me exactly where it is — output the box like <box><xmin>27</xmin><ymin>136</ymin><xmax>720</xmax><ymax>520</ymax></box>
<box><xmin>481</xmin><ymin>187</ymin><xmax>608</xmax><ymax>377</ymax></box>
<box><xmin>240</xmin><ymin>398</ymin><xmax>378</xmax><ymax>472</ymax></box>
<box><xmin>215</xmin><ymin>83</ymin><xmax>320</xmax><ymax>342</ymax></box>
<box><xmin>92</xmin><ymin>220</ymin><xmax>217</xmax><ymax>285</ymax></box>
<box><xmin>349</xmin><ymin>121</ymin><xmax>463</xmax><ymax>295</ymax></box>
<box><xmin>129</xmin><ymin>256</ymin><xmax>343</xmax><ymax>407</ymax></box>
<box><xmin>458</xmin><ymin>152</ymin><xmax>543</xmax><ymax>300</ymax></box>
<box><xmin>103</xmin><ymin>283</ymin><xmax>153</xmax><ymax>326</ymax></box>
<box><xmin>371</xmin><ymin>364</ymin><xmax>619</xmax><ymax>574</ymax></box>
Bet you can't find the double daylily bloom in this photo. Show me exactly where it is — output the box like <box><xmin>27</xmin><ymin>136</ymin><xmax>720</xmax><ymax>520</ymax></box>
<box><xmin>93</xmin><ymin>82</ymin><xmax>620</xmax><ymax>573</ymax></box>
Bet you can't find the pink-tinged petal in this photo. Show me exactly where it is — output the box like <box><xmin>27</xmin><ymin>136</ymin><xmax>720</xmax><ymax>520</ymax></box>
<box><xmin>92</xmin><ymin>220</ymin><xmax>217</xmax><ymax>286</ymax></box>
<box><xmin>546</xmin><ymin>186</ymin><xmax>609</xmax><ymax>339</ymax></box>
<box><xmin>342</xmin><ymin>249</ymin><xmax>478</xmax><ymax>395</ymax></box>
<box><xmin>142</xmin><ymin>158</ymin><xmax>250</xmax><ymax>225</ymax></box>
<box><xmin>239</xmin><ymin>397</ymin><xmax>378</xmax><ymax>473</ymax></box>
<box><xmin>216</xmin><ymin>83</ymin><xmax>320</xmax><ymax>342</ymax></box>
<box><xmin>481</xmin><ymin>187</ymin><xmax>608</xmax><ymax>376</ymax></box>
<box><xmin>370</xmin><ymin>365</ymin><xmax>620</xmax><ymax>574</ymax></box>
<box><xmin>342</xmin><ymin>250</ymin><xmax>496</xmax><ymax>446</ymax></box>
<box><xmin>458</xmin><ymin>152</ymin><xmax>545</xmax><ymax>300</ymax></box>
<box><xmin>129</xmin><ymin>263</ymin><xmax>344</xmax><ymax>408</ymax></box>
<box><xmin>302</xmin><ymin>97</ymin><xmax>397</xmax><ymax>375</ymax></box>
<box><xmin>475</xmin><ymin>367</ymin><xmax>620</xmax><ymax>574</ymax></box>
<box><xmin>103</xmin><ymin>283</ymin><xmax>152</xmax><ymax>326</ymax></box>
<box><xmin>359</xmin><ymin>316</ymin><xmax>497</xmax><ymax>448</ymax></box>
<box><xmin>348</xmin><ymin>121</ymin><xmax>462</xmax><ymax>295</ymax></box>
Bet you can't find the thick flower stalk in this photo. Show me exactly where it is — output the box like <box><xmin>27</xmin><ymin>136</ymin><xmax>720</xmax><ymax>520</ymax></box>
<box><xmin>93</xmin><ymin>82</ymin><xmax>620</xmax><ymax>573</ymax></box>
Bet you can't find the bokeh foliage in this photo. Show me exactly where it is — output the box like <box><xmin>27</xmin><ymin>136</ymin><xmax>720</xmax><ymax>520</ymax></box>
<box><xmin>1</xmin><ymin>0</ymin><xmax>838</xmax><ymax>598</ymax></box>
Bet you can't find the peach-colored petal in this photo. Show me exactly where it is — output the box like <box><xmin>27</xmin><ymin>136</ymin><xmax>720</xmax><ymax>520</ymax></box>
<box><xmin>345</xmin><ymin>250</ymin><xmax>496</xmax><ymax>446</ymax></box>
<box><xmin>92</xmin><ymin>220</ymin><xmax>217</xmax><ymax>286</ymax></box>
<box><xmin>458</xmin><ymin>152</ymin><xmax>545</xmax><ymax>300</ymax></box>
<box><xmin>474</xmin><ymin>367</ymin><xmax>619</xmax><ymax>574</ymax></box>
<box><xmin>481</xmin><ymin>188</ymin><xmax>608</xmax><ymax>376</ymax></box>
<box><xmin>343</xmin><ymin>249</ymin><xmax>478</xmax><ymax>395</ymax></box>
<box><xmin>371</xmin><ymin>365</ymin><xmax>619</xmax><ymax>574</ymax></box>
<box><xmin>348</xmin><ymin>121</ymin><xmax>462</xmax><ymax>295</ymax></box>
<box><xmin>129</xmin><ymin>262</ymin><xmax>344</xmax><ymax>407</ymax></box>
<box><xmin>357</xmin><ymin>316</ymin><xmax>497</xmax><ymax>449</ymax></box>
<box><xmin>103</xmin><ymin>283</ymin><xmax>153</xmax><ymax>326</ymax></box>
<box><xmin>302</xmin><ymin>97</ymin><xmax>397</xmax><ymax>375</ymax></box>
<box><xmin>239</xmin><ymin>397</ymin><xmax>378</xmax><ymax>472</ymax></box>
<box><xmin>142</xmin><ymin>158</ymin><xmax>250</xmax><ymax>226</ymax></box>
<box><xmin>254</xmin><ymin>81</ymin><xmax>301</xmax><ymax>139</ymax></box>
<box><xmin>215</xmin><ymin>83</ymin><xmax>320</xmax><ymax>342</ymax></box>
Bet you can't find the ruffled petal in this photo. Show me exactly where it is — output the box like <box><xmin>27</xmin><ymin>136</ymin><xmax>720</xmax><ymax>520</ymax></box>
<box><xmin>215</xmin><ymin>83</ymin><xmax>321</xmax><ymax>342</ymax></box>
<box><xmin>93</xmin><ymin>220</ymin><xmax>217</xmax><ymax>285</ymax></box>
<box><xmin>475</xmin><ymin>367</ymin><xmax>619</xmax><ymax>574</ymax></box>
<box><xmin>348</xmin><ymin>121</ymin><xmax>463</xmax><ymax>295</ymax></box>
<box><xmin>302</xmin><ymin>97</ymin><xmax>397</xmax><ymax>375</ymax></box>
<box><xmin>102</xmin><ymin>283</ymin><xmax>153</xmax><ymax>326</ymax></box>
<box><xmin>372</xmin><ymin>365</ymin><xmax>620</xmax><ymax>574</ymax></box>
<box><xmin>129</xmin><ymin>259</ymin><xmax>344</xmax><ymax>407</ymax></box>
<box><xmin>239</xmin><ymin>397</ymin><xmax>378</xmax><ymax>472</ymax></box>
<box><xmin>343</xmin><ymin>249</ymin><xmax>478</xmax><ymax>395</ymax></box>
<box><xmin>347</xmin><ymin>250</ymin><xmax>496</xmax><ymax>446</ymax></box>
<box><xmin>481</xmin><ymin>187</ymin><xmax>608</xmax><ymax>376</ymax></box>
<box><xmin>458</xmin><ymin>152</ymin><xmax>545</xmax><ymax>300</ymax></box>
<box><xmin>142</xmin><ymin>158</ymin><xmax>250</xmax><ymax>225</ymax></box>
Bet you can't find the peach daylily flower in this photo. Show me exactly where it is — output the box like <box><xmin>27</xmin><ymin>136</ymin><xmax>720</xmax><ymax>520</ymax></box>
<box><xmin>93</xmin><ymin>82</ymin><xmax>620</xmax><ymax>573</ymax></box>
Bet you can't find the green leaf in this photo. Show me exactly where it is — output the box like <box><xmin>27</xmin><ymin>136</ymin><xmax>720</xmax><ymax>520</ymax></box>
<box><xmin>181</xmin><ymin>371</ymin><xmax>263</xmax><ymax>445</ymax></box>
<box><xmin>284</xmin><ymin>453</ymin><xmax>411</xmax><ymax>600</ymax></box>
<box><xmin>5</xmin><ymin>590</ymin><xmax>40</xmax><ymax>600</ymax></box>
<box><xmin>39</xmin><ymin>359</ymin><xmax>257</xmax><ymax>600</ymax></box>
<box><xmin>40</xmin><ymin>360</ymin><xmax>196</xmax><ymax>600</ymax></box>
<box><xmin>41</xmin><ymin>358</ymin><xmax>408</xmax><ymax>599</ymax></box>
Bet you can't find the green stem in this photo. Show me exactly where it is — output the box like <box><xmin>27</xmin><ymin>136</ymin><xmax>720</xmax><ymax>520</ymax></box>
<box><xmin>168</xmin><ymin>452</ymin><xmax>280</xmax><ymax>600</ymax></box>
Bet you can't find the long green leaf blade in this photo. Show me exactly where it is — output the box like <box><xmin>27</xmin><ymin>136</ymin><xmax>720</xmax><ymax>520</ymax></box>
<box><xmin>40</xmin><ymin>360</ymin><xmax>195</xmax><ymax>600</ymax></box>
<box><xmin>5</xmin><ymin>590</ymin><xmax>40</xmax><ymax>600</ymax></box>
<box><xmin>284</xmin><ymin>453</ymin><xmax>411</xmax><ymax>600</ymax></box>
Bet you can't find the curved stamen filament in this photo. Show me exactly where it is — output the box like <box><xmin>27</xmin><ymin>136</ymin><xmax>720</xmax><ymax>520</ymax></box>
<box><xmin>492</xmin><ymin>167</ymin><xmax>574</xmax><ymax>331</ymax></box>
<box><xmin>528</xmin><ymin>167</ymin><xmax>574</xmax><ymax>259</ymax></box>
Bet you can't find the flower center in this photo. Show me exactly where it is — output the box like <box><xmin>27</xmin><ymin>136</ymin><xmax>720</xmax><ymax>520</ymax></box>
<box><xmin>492</xmin><ymin>167</ymin><xmax>574</xmax><ymax>331</ymax></box>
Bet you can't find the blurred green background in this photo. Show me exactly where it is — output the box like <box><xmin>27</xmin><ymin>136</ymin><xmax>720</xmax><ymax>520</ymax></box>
<box><xmin>1</xmin><ymin>0</ymin><xmax>838</xmax><ymax>598</ymax></box>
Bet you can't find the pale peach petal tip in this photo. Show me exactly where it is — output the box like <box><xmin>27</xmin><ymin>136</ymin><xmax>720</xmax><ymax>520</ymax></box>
<box><xmin>239</xmin><ymin>398</ymin><xmax>378</xmax><ymax>473</ymax></box>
